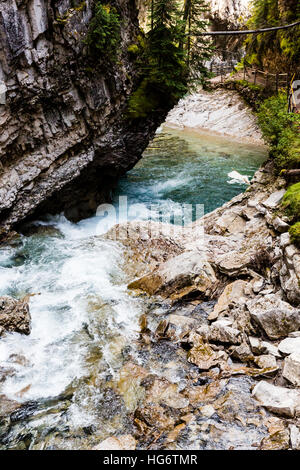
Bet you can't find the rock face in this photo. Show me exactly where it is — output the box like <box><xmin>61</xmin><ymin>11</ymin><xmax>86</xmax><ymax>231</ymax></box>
<box><xmin>209</xmin><ymin>0</ymin><xmax>251</xmax><ymax>28</ymax></box>
<box><xmin>0</xmin><ymin>295</ymin><xmax>31</xmax><ymax>335</ymax></box>
<box><xmin>165</xmin><ymin>89</ymin><xmax>265</xmax><ymax>145</ymax></box>
<box><xmin>0</xmin><ymin>0</ymin><xmax>167</xmax><ymax>230</ymax></box>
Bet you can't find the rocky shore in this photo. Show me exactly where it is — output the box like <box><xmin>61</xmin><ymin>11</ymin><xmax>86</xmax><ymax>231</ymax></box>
<box><xmin>100</xmin><ymin>161</ymin><xmax>300</xmax><ymax>450</ymax></box>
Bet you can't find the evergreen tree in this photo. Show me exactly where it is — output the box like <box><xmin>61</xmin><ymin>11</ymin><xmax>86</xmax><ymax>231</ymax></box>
<box><xmin>245</xmin><ymin>0</ymin><xmax>300</xmax><ymax>72</ymax></box>
<box><xmin>185</xmin><ymin>0</ymin><xmax>212</xmax><ymax>78</ymax></box>
<box><xmin>128</xmin><ymin>0</ymin><xmax>211</xmax><ymax>118</ymax></box>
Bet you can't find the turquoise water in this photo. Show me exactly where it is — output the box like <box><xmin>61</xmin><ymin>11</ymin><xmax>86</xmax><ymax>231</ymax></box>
<box><xmin>115</xmin><ymin>127</ymin><xmax>267</xmax><ymax>218</ymax></box>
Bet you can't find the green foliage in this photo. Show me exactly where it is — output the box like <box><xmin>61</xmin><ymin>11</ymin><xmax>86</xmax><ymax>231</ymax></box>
<box><xmin>127</xmin><ymin>78</ymin><xmax>162</xmax><ymax>118</ymax></box>
<box><xmin>127</xmin><ymin>44</ymin><xmax>140</xmax><ymax>55</ymax></box>
<box><xmin>235</xmin><ymin>79</ymin><xmax>262</xmax><ymax>92</ymax></box>
<box><xmin>257</xmin><ymin>93</ymin><xmax>300</xmax><ymax>170</ymax></box>
<box><xmin>289</xmin><ymin>222</ymin><xmax>300</xmax><ymax>247</ymax></box>
<box><xmin>282</xmin><ymin>182</ymin><xmax>300</xmax><ymax>219</ymax></box>
<box><xmin>85</xmin><ymin>3</ymin><xmax>121</xmax><ymax>62</ymax></box>
<box><xmin>127</xmin><ymin>0</ymin><xmax>211</xmax><ymax>118</ymax></box>
<box><xmin>282</xmin><ymin>179</ymin><xmax>300</xmax><ymax>247</ymax></box>
<box><xmin>244</xmin><ymin>0</ymin><xmax>300</xmax><ymax>71</ymax></box>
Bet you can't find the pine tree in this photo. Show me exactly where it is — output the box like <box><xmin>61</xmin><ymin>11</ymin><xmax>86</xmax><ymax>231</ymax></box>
<box><xmin>128</xmin><ymin>0</ymin><xmax>212</xmax><ymax>117</ymax></box>
<box><xmin>185</xmin><ymin>0</ymin><xmax>212</xmax><ymax>78</ymax></box>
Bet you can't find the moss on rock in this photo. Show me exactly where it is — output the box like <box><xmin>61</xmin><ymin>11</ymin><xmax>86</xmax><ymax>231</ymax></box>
<box><xmin>289</xmin><ymin>222</ymin><xmax>300</xmax><ymax>247</ymax></box>
<box><xmin>282</xmin><ymin>182</ymin><xmax>300</xmax><ymax>219</ymax></box>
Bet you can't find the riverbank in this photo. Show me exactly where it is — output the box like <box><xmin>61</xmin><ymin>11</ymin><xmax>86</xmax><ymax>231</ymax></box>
<box><xmin>164</xmin><ymin>88</ymin><xmax>265</xmax><ymax>146</ymax></box>
<box><xmin>102</xmin><ymin>161</ymin><xmax>300</xmax><ymax>450</ymax></box>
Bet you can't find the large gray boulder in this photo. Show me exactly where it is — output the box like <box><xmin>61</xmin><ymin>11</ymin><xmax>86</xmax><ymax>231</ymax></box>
<box><xmin>247</xmin><ymin>294</ymin><xmax>300</xmax><ymax>339</ymax></box>
<box><xmin>278</xmin><ymin>337</ymin><xmax>300</xmax><ymax>356</ymax></box>
<box><xmin>252</xmin><ymin>381</ymin><xmax>300</xmax><ymax>418</ymax></box>
<box><xmin>128</xmin><ymin>251</ymin><xmax>218</xmax><ymax>300</ymax></box>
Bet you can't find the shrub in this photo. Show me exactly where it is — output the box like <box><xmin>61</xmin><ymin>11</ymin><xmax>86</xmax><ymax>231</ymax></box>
<box><xmin>85</xmin><ymin>3</ymin><xmax>121</xmax><ymax>62</ymax></box>
<box><xmin>257</xmin><ymin>93</ymin><xmax>300</xmax><ymax>170</ymax></box>
<box><xmin>289</xmin><ymin>222</ymin><xmax>300</xmax><ymax>247</ymax></box>
<box><xmin>282</xmin><ymin>182</ymin><xmax>300</xmax><ymax>219</ymax></box>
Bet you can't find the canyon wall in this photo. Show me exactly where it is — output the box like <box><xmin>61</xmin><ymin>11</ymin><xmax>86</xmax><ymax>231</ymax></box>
<box><xmin>0</xmin><ymin>0</ymin><xmax>165</xmax><ymax>230</ymax></box>
<box><xmin>209</xmin><ymin>0</ymin><xmax>251</xmax><ymax>28</ymax></box>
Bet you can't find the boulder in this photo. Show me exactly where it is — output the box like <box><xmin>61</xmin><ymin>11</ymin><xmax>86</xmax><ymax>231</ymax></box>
<box><xmin>249</xmin><ymin>336</ymin><xmax>281</xmax><ymax>357</ymax></box>
<box><xmin>271</xmin><ymin>217</ymin><xmax>289</xmax><ymax>233</ymax></box>
<box><xmin>164</xmin><ymin>314</ymin><xmax>201</xmax><ymax>341</ymax></box>
<box><xmin>0</xmin><ymin>296</ymin><xmax>31</xmax><ymax>335</ymax></box>
<box><xmin>93</xmin><ymin>435</ymin><xmax>136</xmax><ymax>450</ymax></box>
<box><xmin>290</xmin><ymin>425</ymin><xmax>300</xmax><ymax>450</ymax></box>
<box><xmin>282</xmin><ymin>352</ymin><xmax>300</xmax><ymax>386</ymax></box>
<box><xmin>253</xmin><ymin>355</ymin><xmax>277</xmax><ymax>370</ymax></box>
<box><xmin>229</xmin><ymin>342</ymin><xmax>254</xmax><ymax>362</ymax></box>
<box><xmin>208</xmin><ymin>280</ymin><xmax>249</xmax><ymax>320</ymax></box>
<box><xmin>278</xmin><ymin>337</ymin><xmax>300</xmax><ymax>356</ymax></box>
<box><xmin>280</xmin><ymin>244</ymin><xmax>300</xmax><ymax>304</ymax></box>
<box><xmin>128</xmin><ymin>251</ymin><xmax>218</xmax><ymax>300</ymax></box>
<box><xmin>214</xmin><ymin>251</ymin><xmax>252</xmax><ymax>276</ymax></box>
<box><xmin>187</xmin><ymin>332</ymin><xmax>226</xmax><ymax>370</ymax></box>
<box><xmin>197</xmin><ymin>323</ymin><xmax>242</xmax><ymax>345</ymax></box>
<box><xmin>252</xmin><ymin>381</ymin><xmax>300</xmax><ymax>418</ymax></box>
<box><xmin>247</xmin><ymin>294</ymin><xmax>300</xmax><ymax>339</ymax></box>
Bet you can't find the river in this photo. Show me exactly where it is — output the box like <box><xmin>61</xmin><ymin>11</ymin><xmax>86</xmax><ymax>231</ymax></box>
<box><xmin>0</xmin><ymin>128</ymin><xmax>267</xmax><ymax>449</ymax></box>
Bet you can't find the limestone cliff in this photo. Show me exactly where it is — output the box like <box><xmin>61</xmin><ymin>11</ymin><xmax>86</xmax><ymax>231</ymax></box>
<box><xmin>209</xmin><ymin>0</ymin><xmax>251</xmax><ymax>28</ymax></box>
<box><xmin>208</xmin><ymin>0</ymin><xmax>251</xmax><ymax>53</ymax></box>
<box><xmin>0</xmin><ymin>0</ymin><xmax>166</xmax><ymax>230</ymax></box>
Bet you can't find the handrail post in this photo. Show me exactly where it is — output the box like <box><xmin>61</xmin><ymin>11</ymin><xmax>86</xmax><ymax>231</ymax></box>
<box><xmin>254</xmin><ymin>70</ymin><xmax>257</xmax><ymax>85</ymax></box>
<box><xmin>276</xmin><ymin>73</ymin><xmax>279</xmax><ymax>93</ymax></box>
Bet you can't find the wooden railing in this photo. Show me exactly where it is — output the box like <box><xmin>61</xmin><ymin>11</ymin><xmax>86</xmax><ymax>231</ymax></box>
<box><xmin>240</xmin><ymin>67</ymin><xmax>291</xmax><ymax>93</ymax></box>
<box><xmin>209</xmin><ymin>62</ymin><xmax>294</xmax><ymax>95</ymax></box>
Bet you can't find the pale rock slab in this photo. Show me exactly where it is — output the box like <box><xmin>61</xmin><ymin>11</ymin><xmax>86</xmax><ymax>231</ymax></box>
<box><xmin>262</xmin><ymin>190</ymin><xmax>286</xmax><ymax>209</ymax></box>
<box><xmin>283</xmin><ymin>352</ymin><xmax>300</xmax><ymax>386</ymax></box>
<box><xmin>290</xmin><ymin>425</ymin><xmax>300</xmax><ymax>450</ymax></box>
<box><xmin>252</xmin><ymin>381</ymin><xmax>300</xmax><ymax>417</ymax></box>
<box><xmin>278</xmin><ymin>337</ymin><xmax>300</xmax><ymax>356</ymax></box>
<box><xmin>93</xmin><ymin>435</ymin><xmax>136</xmax><ymax>450</ymax></box>
<box><xmin>249</xmin><ymin>336</ymin><xmax>281</xmax><ymax>357</ymax></box>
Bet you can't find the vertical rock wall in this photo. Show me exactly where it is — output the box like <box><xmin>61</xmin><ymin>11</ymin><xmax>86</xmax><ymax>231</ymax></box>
<box><xmin>0</xmin><ymin>0</ymin><xmax>166</xmax><ymax>228</ymax></box>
